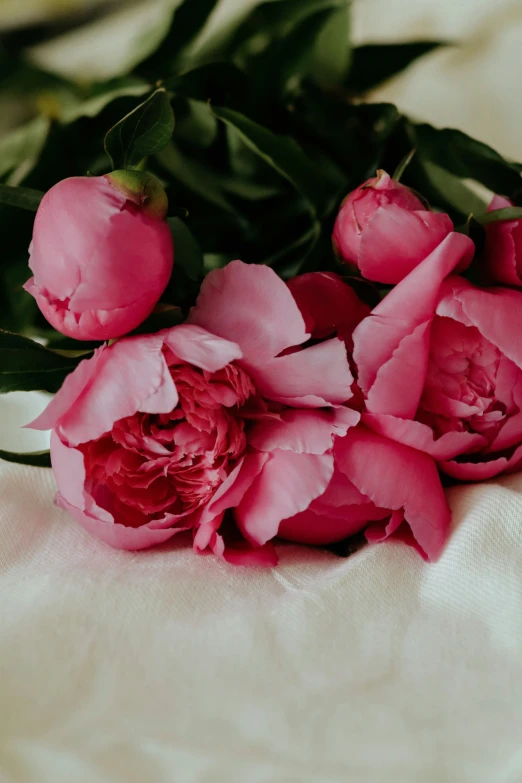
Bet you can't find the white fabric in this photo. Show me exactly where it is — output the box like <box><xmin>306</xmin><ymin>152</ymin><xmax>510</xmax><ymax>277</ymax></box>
<box><xmin>3</xmin><ymin>0</ymin><xmax>522</xmax><ymax>780</ymax></box>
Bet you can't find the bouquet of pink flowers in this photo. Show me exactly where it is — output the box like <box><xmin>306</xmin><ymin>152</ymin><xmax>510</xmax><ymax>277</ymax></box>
<box><xmin>2</xmin><ymin>0</ymin><xmax>522</xmax><ymax>567</ymax></box>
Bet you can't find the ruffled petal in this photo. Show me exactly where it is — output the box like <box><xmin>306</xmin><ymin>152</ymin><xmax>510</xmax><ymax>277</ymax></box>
<box><xmin>248</xmin><ymin>407</ymin><xmax>359</xmax><ymax>454</ymax></box>
<box><xmin>334</xmin><ymin>427</ymin><xmax>450</xmax><ymax>560</ymax></box>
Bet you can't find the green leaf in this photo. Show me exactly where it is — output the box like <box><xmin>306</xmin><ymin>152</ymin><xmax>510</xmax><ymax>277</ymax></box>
<box><xmin>413</xmin><ymin>123</ymin><xmax>522</xmax><ymax>198</ymax></box>
<box><xmin>139</xmin><ymin>0</ymin><xmax>221</xmax><ymax>76</ymax></box>
<box><xmin>104</xmin><ymin>88</ymin><xmax>175</xmax><ymax>170</ymax></box>
<box><xmin>0</xmin><ymin>185</ymin><xmax>44</xmax><ymax>211</ymax></box>
<box><xmin>167</xmin><ymin>217</ymin><xmax>204</xmax><ymax>281</ymax></box>
<box><xmin>0</xmin><ymin>449</ymin><xmax>51</xmax><ymax>468</ymax></box>
<box><xmin>420</xmin><ymin>160</ymin><xmax>489</xmax><ymax>215</ymax></box>
<box><xmin>163</xmin><ymin>63</ymin><xmax>247</xmax><ymax>104</ymax></box>
<box><xmin>212</xmin><ymin>106</ymin><xmax>330</xmax><ymax>216</ymax></box>
<box><xmin>474</xmin><ymin>207</ymin><xmax>522</xmax><ymax>225</ymax></box>
<box><xmin>393</xmin><ymin>148</ymin><xmax>416</xmax><ymax>182</ymax></box>
<box><xmin>347</xmin><ymin>41</ymin><xmax>449</xmax><ymax>93</ymax></box>
<box><xmin>156</xmin><ymin>142</ymin><xmax>236</xmax><ymax>214</ymax></box>
<box><xmin>60</xmin><ymin>78</ymin><xmax>150</xmax><ymax>123</ymax></box>
<box><xmin>0</xmin><ymin>330</ymin><xmax>87</xmax><ymax>394</ymax></box>
<box><xmin>307</xmin><ymin>3</ymin><xmax>351</xmax><ymax>87</ymax></box>
<box><xmin>0</xmin><ymin>116</ymin><xmax>50</xmax><ymax>182</ymax></box>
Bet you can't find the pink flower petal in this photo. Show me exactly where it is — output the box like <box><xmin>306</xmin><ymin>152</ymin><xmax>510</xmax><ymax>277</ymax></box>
<box><xmin>483</xmin><ymin>195</ymin><xmax>522</xmax><ymax>286</ymax></box>
<box><xmin>250</xmin><ymin>338</ymin><xmax>354</xmax><ymax>407</ymax></box>
<box><xmin>441</xmin><ymin>442</ymin><xmax>522</xmax><ymax>481</ymax></box>
<box><xmin>163</xmin><ymin>324</ymin><xmax>242</xmax><ymax>372</ymax></box>
<box><xmin>30</xmin><ymin>333</ymin><xmax>177</xmax><ymax>446</ymax></box>
<box><xmin>248</xmin><ymin>407</ymin><xmax>359</xmax><ymax>454</ymax></box>
<box><xmin>362</xmin><ymin>412</ymin><xmax>487</xmax><ymax>461</ymax></box>
<box><xmin>353</xmin><ymin>232</ymin><xmax>475</xmax><ymax>396</ymax></box>
<box><xmin>223</xmin><ymin>542</ymin><xmax>278</xmax><ymax>567</ymax></box>
<box><xmin>188</xmin><ymin>260</ymin><xmax>309</xmax><ymax>364</ymax></box>
<box><xmin>439</xmin><ymin>278</ymin><xmax>522</xmax><ymax>370</ymax></box>
<box><xmin>334</xmin><ymin>427</ymin><xmax>450</xmax><ymax>560</ymax></box>
<box><xmin>287</xmin><ymin>272</ymin><xmax>370</xmax><ymax>348</ymax></box>
<box><xmin>235</xmin><ymin>450</ymin><xmax>334</xmax><ymax>546</ymax></box>
<box><xmin>358</xmin><ymin>206</ymin><xmax>453</xmax><ymax>284</ymax></box>
<box><xmin>278</xmin><ymin>502</ymin><xmax>388</xmax><ymax>545</ymax></box>
<box><xmin>365</xmin><ymin>321</ymin><xmax>431</xmax><ymax>418</ymax></box>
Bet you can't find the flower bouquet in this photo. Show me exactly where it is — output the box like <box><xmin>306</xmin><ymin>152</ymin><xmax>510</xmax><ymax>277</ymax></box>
<box><xmin>2</xmin><ymin>0</ymin><xmax>522</xmax><ymax>566</ymax></box>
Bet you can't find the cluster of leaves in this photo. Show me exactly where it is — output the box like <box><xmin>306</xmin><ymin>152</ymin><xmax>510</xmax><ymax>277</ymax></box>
<box><xmin>1</xmin><ymin>0</ymin><xmax>522</xmax><ymax>466</ymax></box>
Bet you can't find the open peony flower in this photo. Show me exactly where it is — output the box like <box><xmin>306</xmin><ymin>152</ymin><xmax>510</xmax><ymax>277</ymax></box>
<box><xmin>354</xmin><ymin>231</ymin><xmax>522</xmax><ymax>480</ymax></box>
<box><xmin>333</xmin><ymin>170</ymin><xmax>453</xmax><ymax>284</ymax></box>
<box><xmin>29</xmin><ymin>262</ymin><xmax>363</xmax><ymax>564</ymax></box>
<box><xmin>482</xmin><ymin>195</ymin><xmax>522</xmax><ymax>286</ymax></box>
<box><xmin>24</xmin><ymin>172</ymin><xmax>173</xmax><ymax>341</ymax></box>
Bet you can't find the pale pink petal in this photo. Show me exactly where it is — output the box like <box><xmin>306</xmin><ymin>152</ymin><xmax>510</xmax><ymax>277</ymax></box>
<box><xmin>334</xmin><ymin>427</ymin><xmax>450</xmax><ymax>560</ymax></box>
<box><xmin>188</xmin><ymin>260</ymin><xmax>308</xmax><ymax>363</ymax></box>
<box><xmin>353</xmin><ymin>232</ymin><xmax>475</xmax><ymax>396</ymax></box>
<box><xmin>163</xmin><ymin>324</ymin><xmax>242</xmax><ymax>372</ymax></box>
<box><xmin>358</xmin><ymin>206</ymin><xmax>453</xmax><ymax>284</ymax></box>
<box><xmin>362</xmin><ymin>413</ymin><xmax>487</xmax><ymax>461</ymax></box>
<box><xmin>248</xmin><ymin>407</ymin><xmax>359</xmax><ymax>454</ymax></box>
<box><xmin>365</xmin><ymin>321</ymin><xmax>431</xmax><ymax>418</ymax></box>
<box><xmin>250</xmin><ymin>338</ymin><xmax>354</xmax><ymax>407</ymax></box>
<box><xmin>235</xmin><ymin>450</ymin><xmax>334</xmax><ymax>546</ymax></box>
<box><xmin>32</xmin><ymin>333</ymin><xmax>177</xmax><ymax>446</ymax></box>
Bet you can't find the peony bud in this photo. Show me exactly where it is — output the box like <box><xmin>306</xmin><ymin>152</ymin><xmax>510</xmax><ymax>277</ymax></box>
<box><xmin>24</xmin><ymin>171</ymin><xmax>174</xmax><ymax>341</ymax></box>
<box><xmin>482</xmin><ymin>195</ymin><xmax>522</xmax><ymax>286</ymax></box>
<box><xmin>333</xmin><ymin>170</ymin><xmax>453</xmax><ymax>284</ymax></box>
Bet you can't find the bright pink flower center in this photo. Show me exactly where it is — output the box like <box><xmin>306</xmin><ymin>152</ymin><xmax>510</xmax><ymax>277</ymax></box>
<box><xmin>81</xmin><ymin>351</ymin><xmax>257</xmax><ymax>527</ymax></box>
<box><xmin>417</xmin><ymin>316</ymin><xmax>513</xmax><ymax>442</ymax></box>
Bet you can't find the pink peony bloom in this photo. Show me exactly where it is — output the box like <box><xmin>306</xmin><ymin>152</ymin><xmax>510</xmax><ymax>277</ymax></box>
<box><xmin>24</xmin><ymin>174</ymin><xmax>173</xmax><ymax>341</ymax></box>
<box><xmin>482</xmin><ymin>195</ymin><xmax>522</xmax><ymax>286</ymax></box>
<box><xmin>333</xmin><ymin>169</ymin><xmax>453</xmax><ymax>284</ymax></box>
<box><xmin>29</xmin><ymin>262</ymin><xmax>364</xmax><ymax>564</ymax></box>
<box><xmin>354</xmin><ymin>231</ymin><xmax>522</xmax><ymax>480</ymax></box>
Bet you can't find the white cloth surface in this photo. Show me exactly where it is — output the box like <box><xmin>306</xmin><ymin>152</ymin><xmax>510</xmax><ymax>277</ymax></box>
<box><xmin>3</xmin><ymin>1</ymin><xmax>522</xmax><ymax>781</ymax></box>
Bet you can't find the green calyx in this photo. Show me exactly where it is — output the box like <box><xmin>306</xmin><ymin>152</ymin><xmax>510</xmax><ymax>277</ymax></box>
<box><xmin>106</xmin><ymin>170</ymin><xmax>168</xmax><ymax>219</ymax></box>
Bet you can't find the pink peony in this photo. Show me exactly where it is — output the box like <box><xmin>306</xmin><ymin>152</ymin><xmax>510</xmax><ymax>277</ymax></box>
<box><xmin>24</xmin><ymin>173</ymin><xmax>173</xmax><ymax>341</ymax></box>
<box><xmin>354</xmin><ymin>231</ymin><xmax>522</xmax><ymax>480</ymax></box>
<box><xmin>333</xmin><ymin>169</ymin><xmax>453</xmax><ymax>284</ymax></box>
<box><xmin>29</xmin><ymin>262</ymin><xmax>361</xmax><ymax>564</ymax></box>
<box><xmin>482</xmin><ymin>195</ymin><xmax>522</xmax><ymax>286</ymax></box>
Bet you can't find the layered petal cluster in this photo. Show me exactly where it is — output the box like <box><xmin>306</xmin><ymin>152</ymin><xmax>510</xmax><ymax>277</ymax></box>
<box><xmin>24</xmin><ymin>175</ymin><xmax>173</xmax><ymax>340</ymax></box>
<box><xmin>355</xmin><ymin>231</ymin><xmax>522</xmax><ymax>480</ymax></box>
<box><xmin>333</xmin><ymin>170</ymin><xmax>453</xmax><ymax>284</ymax></box>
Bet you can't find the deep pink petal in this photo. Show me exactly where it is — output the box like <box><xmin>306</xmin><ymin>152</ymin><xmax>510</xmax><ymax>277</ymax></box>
<box><xmin>51</xmin><ymin>432</ymin><xmax>181</xmax><ymax>550</ymax></box>
<box><xmin>223</xmin><ymin>542</ymin><xmax>278</xmax><ymax>567</ymax></box>
<box><xmin>250</xmin><ymin>338</ymin><xmax>354</xmax><ymax>407</ymax></box>
<box><xmin>353</xmin><ymin>232</ymin><xmax>475</xmax><ymax>397</ymax></box>
<box><xmin>248</xmin><ymin>407</ymin><xmax>359</xmax><ymax>454</ymax></box>
<box><xmin>278</xmin><ymin>503</ymin><xmax>388</xmax><ymax>545</ymax></box>
<box><xmin>287</xmin><ymin>272</ymin><xmax>370</xmax><ymax>347</ymax></box>
<box><xmin>358</xmin><ymin>206</ymin><xmax>453</xmax><ymax>284</ymax></box>
<box><xmin>483</xmin><ymin>195</ymin><xmax>522</xmax><ymax>286</ymax></box>
<box><xmin>334</xmin><ymin>427</ymin><xmax>450</xmax><ymax>560</ymax></box>
<box><xmin>188</xmin><ymin>260</ymin><xmax>308</xmax><ymax>363</ymax></box>
<box><xmin>235</xmin><ymin>450</ymin><xmax>334</xmax><ymax>546</ymax></box>
<box><xmin>441</xmin><ymin>442</ymin><xmax>522</xmax><ymax>481</ymax></box>
<box><xmin>163</xmin><ymin>324</ymin><xmax>242</xmax><ymax>372</ymax></box>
